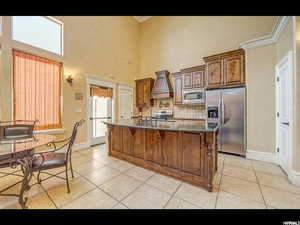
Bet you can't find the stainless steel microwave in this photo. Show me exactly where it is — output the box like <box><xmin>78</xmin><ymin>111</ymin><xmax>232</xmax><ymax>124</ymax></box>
<box><xmin>182</xmin><ymin>88</ymin><xmax>205</xmax><ymax>104</ymax></box>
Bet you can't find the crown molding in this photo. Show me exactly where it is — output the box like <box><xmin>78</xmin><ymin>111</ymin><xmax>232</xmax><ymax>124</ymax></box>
<box><xmin>240</xmin><ymin>16</ymin><xmax>292</xmax><ymax>49</ymax></box>
<box><xmin>133</xmin><ymin>16</ymin><xmax>152</xmax><ymax>23</ymax></box>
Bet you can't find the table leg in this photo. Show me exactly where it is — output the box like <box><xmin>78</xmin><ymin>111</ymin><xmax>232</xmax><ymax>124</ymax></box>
<box><xmin>18</xmin><ymin>156</ymin><xmax>33</xmax><ymax>209</ymax></box>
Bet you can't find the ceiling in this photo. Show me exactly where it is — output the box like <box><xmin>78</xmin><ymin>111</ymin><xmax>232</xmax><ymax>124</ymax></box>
<box><xmin>133</xmin><ymin>16</ymin><xmax>152</xmax><ymax>23</ymax></box>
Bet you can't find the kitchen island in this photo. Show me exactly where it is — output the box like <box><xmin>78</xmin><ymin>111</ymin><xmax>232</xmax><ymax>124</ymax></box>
<box><xmin>103</xmin><ymin>118</ymin><xmax>219</xmax><ymax>192</ymax></box>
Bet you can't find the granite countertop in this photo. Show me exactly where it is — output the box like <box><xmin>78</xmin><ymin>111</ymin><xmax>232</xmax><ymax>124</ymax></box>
<box><xmin>103</xmin><ymin>118</ymin><xmax>220</xmax><ymax>132</ymax></box>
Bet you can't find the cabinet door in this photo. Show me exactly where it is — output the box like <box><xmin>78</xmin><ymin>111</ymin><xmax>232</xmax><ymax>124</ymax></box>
<box><xmin>134</xmin><ymin>129</ymin><xmax>145</xmax><ymax>159</ymax></box>
<box><xmin>182</xmin><ymin>132</ymin><xmax>204</xmax><ymax>176</ymax></box>
<box><xmin>174</xmin><ymin>76</ymin><xmax>183</xmax><ymax>104</ymax></box>
<box><xmin>122</xmin><ymin>127</ymin><xmax>134</xmax><ymax>156</ymax></box>
<box><xmin>223</xmin><ymin>55</ymin><xmax>245</xmax><ymax>85</ymax></box>
<box><xmin>206</xmin><ymin>60</ymin><xmax>223</xmax><ymax>88</ymax></box>
<box><xmin>161</xmin><ymin>131</ymin><xmax>180</xmax><ymax>170</ymax></box>
<box><xmin>145</xmin><ymin>130</ymin><xmax>162</xmax><ymax>164</ymax></box>
<box><xmin>192</xmin><ymin>70</ymin><xmax>204</xmax><ymax>88</ymax></box>
<box><xmin>136</xmin><ymin>81</ymin><xmax>144</xmax><ymax>107</ymax></box>
<box><xmin>143</xmin><ymin>80</ymin><xmax>150</xmax><ymax>105</ymax></box>
<box><xmin>111</xmin><ymin>126</ymin><xmax>123</xmax><ymax>153</ymax></box>
<box><xmin>183</xmin><ymin>73</ymin><xmax>192</xmax><ymax>89</ymax></box>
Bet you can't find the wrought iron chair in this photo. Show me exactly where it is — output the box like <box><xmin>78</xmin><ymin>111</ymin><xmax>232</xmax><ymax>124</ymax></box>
<box><xmin>30</xmin><ymin>119</ymin><xmax>85</xmax><ymax>193</ymax></box>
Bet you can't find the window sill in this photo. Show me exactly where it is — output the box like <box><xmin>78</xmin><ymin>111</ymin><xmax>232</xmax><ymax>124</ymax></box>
<box><xmin>34</xmin><ymin>128</ymin><xmax>66</xmax><ymax>134</ymax></box>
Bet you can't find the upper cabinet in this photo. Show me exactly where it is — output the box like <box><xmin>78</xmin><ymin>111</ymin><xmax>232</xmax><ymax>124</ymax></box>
<box><xmin>172</xmin><ymin>65</ymin><xmax>206</xmax><ymax>105</ymax></box>
<box><xmin>135</xmin><ymin>78</ymin><xmax>154</xmax><ymax>108</ymax></box>
<box><xmin>181</xmin><ymin>65</ymin><xmax>206</xmax><ymax>89</ymax></box>
<box><xmin>203</xmin><ymin>49</ymin><xmax>245</xmax><ymax>89</ymax></box>
<box><xmin>172</xmin><ymin>72</ymin><xmax>183</xmax><ymax>105</ymax></box>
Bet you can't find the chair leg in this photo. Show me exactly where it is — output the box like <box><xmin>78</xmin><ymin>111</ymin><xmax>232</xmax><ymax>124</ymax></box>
<box><xmin>65</xmin><ymin>165</ymin><xmax>70</xmax><ymax>193</ymax></box>
<box><xmin>37</xmin><ymin>170</ymin><xmax>42</xmax><ymax>184</ymax></box>
<box><xmin>69</xmin><ymin>158</ymin><xmax>74</xmax><ymax>178</ymax></box>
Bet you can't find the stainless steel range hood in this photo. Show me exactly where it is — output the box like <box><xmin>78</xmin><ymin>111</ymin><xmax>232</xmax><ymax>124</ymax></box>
<box><xmin>151</xmin><ymin>70</ymin><xmax>173</xmax><ymax>99</ymax></box>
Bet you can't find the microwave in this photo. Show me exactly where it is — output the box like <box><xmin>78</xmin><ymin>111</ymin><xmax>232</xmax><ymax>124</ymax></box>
<box><xmin>182</xmin><ymin>88</ymin><xmax>205</xmax><ymax>104</ymax></box>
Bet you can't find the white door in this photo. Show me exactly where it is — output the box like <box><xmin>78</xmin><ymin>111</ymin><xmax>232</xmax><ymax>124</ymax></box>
<box><xmin>119</xmin><ymin>87</ymin><xmax>133</xmax><ymax>119</ymax></box>
<box><xmin>90</xmin><ymin>95</ymin><xmax>112</xmax><ymax>145</ymax></box>
<box><xmin>276</xmin><ymin>51</ymin><xmax>293</xmax><ymax>174</ymax></box>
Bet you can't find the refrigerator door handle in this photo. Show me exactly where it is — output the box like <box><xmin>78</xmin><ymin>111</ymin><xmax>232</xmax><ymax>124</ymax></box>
<box><xmin>218</xmin><ymin>99</ymin><xmax>222</xmax><ymax>125</ymax></box>
<box><xmin>221</xmin><ymin>99</ymin><xmax>225</xmax><ymax>125</ymax></box>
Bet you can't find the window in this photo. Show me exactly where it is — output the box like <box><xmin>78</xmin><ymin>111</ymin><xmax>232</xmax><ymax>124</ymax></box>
<box><xmin>13</xmin><ymin>49</ymin><xmax>62</xmax><ymax>130</ymax></box>
<box><xmin>12</xmin><ymin>16</ymin><xmax>63</xmax><ymax>55</ymax></box>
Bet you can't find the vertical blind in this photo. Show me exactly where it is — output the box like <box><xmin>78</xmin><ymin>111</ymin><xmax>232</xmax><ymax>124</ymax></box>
<box><xmin>13</xmin><ymin>49</ymin><xmax>63</xmax><ymax>130</ymax></box>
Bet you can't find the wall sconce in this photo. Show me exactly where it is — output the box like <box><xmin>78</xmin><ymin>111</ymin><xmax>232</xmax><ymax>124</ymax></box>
<box><xmin>66</xmin><ymin>75</ymin><xmax>73</xmax><ymax>86</ymax></box>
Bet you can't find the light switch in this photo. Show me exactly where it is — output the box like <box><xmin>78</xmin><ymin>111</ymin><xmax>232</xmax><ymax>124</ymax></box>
<box><xmin>74</xmin><ymin>108</ymin><xmax>82</xmax><ymax>113</ymax></box>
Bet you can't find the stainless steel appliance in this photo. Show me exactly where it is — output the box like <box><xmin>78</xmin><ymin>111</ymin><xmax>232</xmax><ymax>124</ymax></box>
<box><xmin>206</xmin><ymin>87</ymin><xmax>245</xmax><ymax>156</ymax></box>
<box><xmin>151</xmin><ymin>109</ymin><xmax>173</xmax><ymax>120</ymax></box>
<box><xmin>182</xmin><ymin>88</ymin><xmax>205</xmax><ymax>105</ymax></box>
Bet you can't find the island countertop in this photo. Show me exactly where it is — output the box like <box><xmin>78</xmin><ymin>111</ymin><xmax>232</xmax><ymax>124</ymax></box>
<box><xmin>103</xmin><ymin>118</ymin><xmax>219</xmax><ymax>132</ymax></box>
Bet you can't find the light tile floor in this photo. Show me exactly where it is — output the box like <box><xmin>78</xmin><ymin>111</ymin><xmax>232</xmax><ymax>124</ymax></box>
<box><xmin>1</xmin><ymin>144</ymin><xmax>300</xmax><ymax>209</ymax></box>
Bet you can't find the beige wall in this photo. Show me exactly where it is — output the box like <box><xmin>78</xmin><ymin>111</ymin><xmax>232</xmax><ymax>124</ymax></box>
<box><xmin>246</xmin><ymin>44</ymin><xmax>277</xmax><ymax>153</ymax></box>
<box><xmin>0</xmin><ymin>16</ymin><xmax>140</xmax><ymax>144</ymax></box>
<box><xmin>139</xmin><ymin>16</ymin><xmax>277</xmax><ymax>78</ymax></box>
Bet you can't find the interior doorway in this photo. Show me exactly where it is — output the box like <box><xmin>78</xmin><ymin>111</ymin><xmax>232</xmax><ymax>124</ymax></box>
<box><xmin>275</xmin><ymin>51</ymin><xmax>293</xmax><ymax>175</ymax></box>
<box><xmin>89</xmin><ymin>85</ymin><xmax>113</xmax><ymax>146</ymax></box>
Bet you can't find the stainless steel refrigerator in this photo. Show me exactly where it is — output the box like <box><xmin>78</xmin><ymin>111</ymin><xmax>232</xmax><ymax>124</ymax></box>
<box><xmin>206</xmin><ymin>87</ymin><xmax>246</xmax><ymax>156</ymax></box>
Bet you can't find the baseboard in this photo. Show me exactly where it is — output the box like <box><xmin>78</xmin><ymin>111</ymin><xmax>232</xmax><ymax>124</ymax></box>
<box><xmin>73</xmin><ymin>142</ymin><xmax>90</xmax><ymax>152</ymax></box>
<box><xmin>246</xmin><ymin>149</ymin><xmax>277</xmax><ymax>163</ymax></box>
<box><xmin>288</xmin><ymin>170</ymin><xmax>300</xmax><ymax>187</ymax></box>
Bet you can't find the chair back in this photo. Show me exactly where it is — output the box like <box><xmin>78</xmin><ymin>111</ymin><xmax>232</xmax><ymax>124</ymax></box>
<box><xmin>66</xmin><ymin>119</ymin><xmax>85</xmax><ymax>160</ymax></box>
<box><xmin>0</xmin><ymin>120</ymin><xmax>38</xmax><ymax>139</ymax></box>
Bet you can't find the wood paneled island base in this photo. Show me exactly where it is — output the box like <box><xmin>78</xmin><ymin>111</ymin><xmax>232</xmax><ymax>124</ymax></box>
<box><xmin>105</xmin><ymin>121</ymin><xmax>219</xmax><ymax>192</ymax></box>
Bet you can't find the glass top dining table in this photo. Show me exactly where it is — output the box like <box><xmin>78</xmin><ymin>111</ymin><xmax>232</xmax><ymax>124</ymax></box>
<box><xmin>0</xmin><ymin>134</ymin><xmax>56</xmax><ymax>156</ymax></box>
<box><xmin>0</xmin><ymin>134</ymin><xmax>56</xmax><ymax>209</ymax></box>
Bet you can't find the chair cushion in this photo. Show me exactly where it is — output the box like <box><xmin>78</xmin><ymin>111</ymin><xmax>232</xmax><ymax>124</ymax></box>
<box><xmin>31</xmin><ymin>152</ymin><xmax>67</xmax><ymax>171</ymax></box>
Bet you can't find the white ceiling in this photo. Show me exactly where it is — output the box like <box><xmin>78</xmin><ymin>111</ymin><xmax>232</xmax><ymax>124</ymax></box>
<box><xmin>133</xmin><ymin>16</ymin><xmax>152</xmax><ymax>23</ymax></box>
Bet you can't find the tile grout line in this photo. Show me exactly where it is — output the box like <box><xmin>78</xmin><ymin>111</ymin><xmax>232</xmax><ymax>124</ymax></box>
<box><xmin>214</xmin><ymin>157</ymin><xmax>225</xmax><ymax>209</ymax></box>
<box><xmin>113</xmin><ymin>171</ymin><xmax>158</xmax><ymax>209</ymax></box>
<box><xmin>32</xmin><ymin>174</ymin><xmax>59</xmax><ymax>209</ymax></box>
<box><xmin>162</xmin><ymin>182</ymin><xmax>183</xmax><ymax>209</ymax></box>
<box><xmin>252</xmin><ymin>162</ymin><xmax>268</xmax><ymax>208</ymax></box>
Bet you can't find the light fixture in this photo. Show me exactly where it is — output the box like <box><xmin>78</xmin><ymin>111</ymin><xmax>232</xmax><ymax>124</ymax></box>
<box><xmin>66</xmin><ymin>75</ymin><xmax>73</xmax><ymax>86</ymax></box>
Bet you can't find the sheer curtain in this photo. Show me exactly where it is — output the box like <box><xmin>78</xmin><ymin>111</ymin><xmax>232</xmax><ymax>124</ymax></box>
<box><xmin>13</xmin><ymin>49</ymin><xmax>62</xmax><ymax>130</ymax></box>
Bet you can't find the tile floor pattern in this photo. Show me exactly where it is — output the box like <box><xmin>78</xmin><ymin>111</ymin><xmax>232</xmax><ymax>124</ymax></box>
<box><xmin>1</xmin><ymin>144</ymin><xmax>300</xmax><ymax>209</ymax></box>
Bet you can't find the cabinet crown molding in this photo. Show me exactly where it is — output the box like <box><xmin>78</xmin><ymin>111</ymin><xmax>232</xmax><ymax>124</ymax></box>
<box><xmin>203</xmin><ymin>49</ymin><xmax>245</xmax><ymax>62</ymax></box>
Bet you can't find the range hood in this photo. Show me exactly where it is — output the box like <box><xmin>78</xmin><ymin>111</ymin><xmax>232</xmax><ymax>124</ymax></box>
<box><xmin>151</xmin><ymin>70</ymin><xmax>174</xmax><ymax>99</ymax></box>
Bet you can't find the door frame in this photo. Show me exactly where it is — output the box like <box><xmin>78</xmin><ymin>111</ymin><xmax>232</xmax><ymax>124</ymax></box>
<box><xmin>275</xmin><ymin>50</ymin><xmax>294</xmax><ymax>175</ymax></box>
<box><xmin>86</xmin><ymin>74</ymin><xmax>117</xmax><ymax>147</ymax></box>
<box><xmin>118</xmin><ymin>84</ymin><xmax>134</xmax><ymax>119</ymax></box>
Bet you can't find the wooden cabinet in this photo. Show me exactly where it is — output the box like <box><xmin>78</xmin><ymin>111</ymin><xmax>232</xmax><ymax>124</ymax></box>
<box><xmin>172</xmin><ymin>72</ymin><xmax>183</xmax><ymax>105</ymax></box>
<box><xmin>223</xmin><ymin>54</ymin><xmax>245</xmax><ymax>85</ymax></box>
<box><xmin>111</xmin><ymin>126</ymin><xmax>123</xmax><ymax>153</ymax></box>
<box><xmin>192</xmin><ymin>70</ymin><xmax>205</xmax><ymax>88</ymax></box>
<box><xmin>172</xmin><ymin>65</ymin><xmax>205</xmax><ymax>105</ymax></box>
<box><xmin>145</xmin><ymin>130</ymin><xmax>162</xmax><ymax>164</ymax></box>
<box><xmin>182</xmin><ymin>132</ymin><xmax>203</xmax><ymax>176</ymax></box>
<box><xmin>135</xmin><ymin>78</ymin><xmax>154</xmax><ymax>108</ymax></box>
<box><xmin>181</xmin><ymin>65</ymin><xmax>206</xmax><ymax>89</ymax></box>
<box><xmin>107</xmin><ymin>124</ymin><xmax>218</xmax><ymax>192</ymax></box>
<box><xmin>183</xmin><ymin>73</ymin><xmax>192</xmax><ymax>89</ymax></box>
<box><xmin>204</xmin><ymin>49</ymin><xmax>245</xmax><ymax>89</ymax></box>
<box><xmin>206</xmin><ymin>59</ymin><xmax>223</xmax><ymax>88</ymax></box>
<box><xmin>161</xmin><ymin>131</ymin><xmax>181</xmax><ymax>170</ymax></box>
<box><xmin>122</xmin><ymin>127</ymin><xmax>145</xmax><ymax>159</ymax></box>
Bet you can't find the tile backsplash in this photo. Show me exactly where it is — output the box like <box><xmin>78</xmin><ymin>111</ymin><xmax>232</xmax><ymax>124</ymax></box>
<box><xmin>141</xmin><ymin>98</ymin><xmax>206</xmax><ymax>120</ymax></box>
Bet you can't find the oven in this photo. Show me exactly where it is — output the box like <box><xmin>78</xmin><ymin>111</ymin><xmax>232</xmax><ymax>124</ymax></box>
<box><xmin>182</xmin><ymin>88</ymin><xmax>205</xmax><ymax>105</ymax></box>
